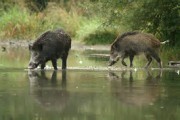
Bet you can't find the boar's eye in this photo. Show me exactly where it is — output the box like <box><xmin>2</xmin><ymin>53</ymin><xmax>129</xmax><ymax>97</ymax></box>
<box><xmin>112</xmin><ymin>44</ymin><xmax>117</xmax><ymax>49</ymax></box>
<box><xmin>33</xmin><ymin>52</ymin><xmax>39</xmax><ymax>57</ymax></box>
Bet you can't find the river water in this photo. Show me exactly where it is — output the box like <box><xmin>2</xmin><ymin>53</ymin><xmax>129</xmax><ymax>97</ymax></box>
<box><xmin>0</xmin><ymin>46</ymin><xmax>180</xmax><ymax>120</ymax></box>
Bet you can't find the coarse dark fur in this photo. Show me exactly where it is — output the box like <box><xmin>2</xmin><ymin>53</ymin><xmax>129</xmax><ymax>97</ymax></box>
<box><xmin>109</xmin><ymin>32</ymin><xmax>162</xmax><ymax>68</ymax></box>
<box><xmin>28</xmin><ymin>29</ymin><xmax>71</xmax><ymax>70</ymax></box>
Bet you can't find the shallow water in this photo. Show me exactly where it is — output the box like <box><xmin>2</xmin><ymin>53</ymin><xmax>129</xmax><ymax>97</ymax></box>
<box><xmin>0</xmin><ymin>47</ymin><xmax>180</xmax><ymax>120</ymax></box>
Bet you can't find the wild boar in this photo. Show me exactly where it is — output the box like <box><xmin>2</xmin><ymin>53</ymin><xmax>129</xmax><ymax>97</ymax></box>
<box><xmin>28</xmin><ymin>29</ymin><xmax>71</xmax><ymax>70</ymax></box>
<box><xmin>109</xmin><ymin>32</ymin><xmax>162</xmax><ymax>68</ymax></box>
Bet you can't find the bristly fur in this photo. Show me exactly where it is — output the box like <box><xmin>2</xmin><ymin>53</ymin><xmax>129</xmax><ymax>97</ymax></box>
<box><xmin>111</xmin><ymin>31</ymin><xmax>139</xmax><ymax>48</ymax></box>
<box><xmin>118</xmin><ymin>31</ymin><xmax>139</xmax><ymax>40</ymax></box>
<box><xmin>34</xmin><ymin>31</ymin><xmax>51</xmax><ymax>45</ymax></box>
<box><xmin>31</xmin><ymin>31</ymin><xmax>52</xmax><ymax>51</ymax></box>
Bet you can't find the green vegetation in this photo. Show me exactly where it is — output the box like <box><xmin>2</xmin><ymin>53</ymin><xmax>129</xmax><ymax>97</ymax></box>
<box><xmin>128</xmin><ymin>0</ymin><xmax>180</xmax><ymax>46</ymax></box>
<box><xmin>83</xmin><ymin>29</ymin><xmax>118</xmax><ymax>45</ymax></box>
<box><xmin>0</xmin><ymin>6</ymin><xmax>47</xmax><ymax>40</ymax></box>
<box><xmin>0</xmin><ymin>0</ymin><xmax>179</xmax><ymax>47</ymax></box>
<box><xmin>0</xmin><ymin>4</ymin><xmax>84</xmax><ymax>40</ymax></box>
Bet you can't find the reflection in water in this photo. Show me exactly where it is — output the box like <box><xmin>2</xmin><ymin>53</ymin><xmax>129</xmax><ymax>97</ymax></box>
<box><xmin>28</xmin><ymin>70</ymin><xmax>69</xmax><ymax>111</ymax></box>
<box><xmin>0</xmin><ymin>68</ymin><xmax>180</xmax><ymax>119</ymax></box>
<box><xmin>108</xmin><ymin>70</ymin><xmax>162</xmax><ymax>106</ymax></box>
<box><xmin>1</xmin><ymin>46</ymin><xmax>180</xmax><ymax>119</ymax></box>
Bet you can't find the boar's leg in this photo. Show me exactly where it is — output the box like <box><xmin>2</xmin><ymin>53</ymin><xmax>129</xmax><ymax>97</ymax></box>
<box><xmin>152</xmin><ymin>54</ymin><xmax>162</xmax><ymax>68</ymax></box>
<box><xmin>149</xmin><ymin>51</ymin><xmax>162</xmax><ymax>68</ymax></box>
<box><xmin>121</xmin><ymin>55</ymin><xmax>127</xmax><ymax>67</ymax></box>
<box><xmin>129</xmin><ymin>55</ymin><xmax>134</xmax><ymax>67</ymax></box>
<box><xmin>62</xmin><ymin>53</ymin><xmax>68</xmax><ymax>69</ymax></box>
<box><xmin>41</xmin><ymin>63</ymin><xmax>46</xmax><ymax>70</ymax></box>
<box><xmin>145</xmin><ymin>54</ymin><xmax>152</xmax><ymax>68</ymax></box>
<box><xmin>122</xmin><ymin>60</ymin><xmax>127</xmax><ymax>66</ymax></box>
<box><xmin>51</xmin><ymin>59</ymin><xmax>58</xmax><ymax>70</ymax></box>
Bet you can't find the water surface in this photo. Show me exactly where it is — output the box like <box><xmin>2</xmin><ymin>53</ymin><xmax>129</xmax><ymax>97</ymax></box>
<box><xmin>0</xmin><ymin>46</ymin><xmax>180</xmax><ymax>120</ymax></box>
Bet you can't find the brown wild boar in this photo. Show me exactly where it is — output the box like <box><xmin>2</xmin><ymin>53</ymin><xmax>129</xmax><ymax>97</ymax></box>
<box><xmin>109</xmin><ymin>32</ymin><xmax>164</xmax><ymax>68</ymax></box>
<box><xmin>28</xmin><ymin>29</ymin><xmax>71</xmax><ymax>70</ymax></box>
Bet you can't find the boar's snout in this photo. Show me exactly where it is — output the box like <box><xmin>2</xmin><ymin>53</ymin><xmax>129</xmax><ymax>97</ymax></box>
<box><xmin>28</xmin><ymin>62</ymin><xmax>38</xmax><ymax>69</ymax></box>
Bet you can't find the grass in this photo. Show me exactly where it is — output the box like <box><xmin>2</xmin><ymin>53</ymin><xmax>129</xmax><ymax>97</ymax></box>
<box><xmin>0</xmin><ymin>6</ymin><xmax>45</xmax><ymax>40</ymax></box>
<box><xmin>0</xmin><ymin>3</ymin><xmax>119</xmax><ymax>45</ymax></box>
<box><xmin>0</xmin><ymin>5</ymin><xmax>85</xmax><ymax>40</ymax></box>
<box><xmin>0</xmin><ymin>3</ymin><xmax>106</xmax><ymax>41</ymax></box>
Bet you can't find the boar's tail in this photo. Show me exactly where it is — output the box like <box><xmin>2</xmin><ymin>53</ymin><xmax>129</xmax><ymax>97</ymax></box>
<box><xmin>161</xmin><ymin>40</ymin><xmax>170</xmax><ymax>45</ymax></box>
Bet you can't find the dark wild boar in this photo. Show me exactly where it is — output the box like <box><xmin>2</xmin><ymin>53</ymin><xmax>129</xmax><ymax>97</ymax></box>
<box><xmin>28</xmin><ymin>29</ymin><xmax>71</xmax><ymax>70</ymax></box>
<box><xmin>109</xmin><ymin>32</ymin><xmax>164</xmax><ymax>68</ymax></box>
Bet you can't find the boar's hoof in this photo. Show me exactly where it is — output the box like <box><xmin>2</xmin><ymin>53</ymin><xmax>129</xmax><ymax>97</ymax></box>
<box><xmin>108</xmin><ymin>61</ymin><xmax>116</xmax><ymax>66</ymax></box>
<box><xmin>122</xmin><ymin>61</ymin><xmax>127</xmax><ymax>66</ymax></box>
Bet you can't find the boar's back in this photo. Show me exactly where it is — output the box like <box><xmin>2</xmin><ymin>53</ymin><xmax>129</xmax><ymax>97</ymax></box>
<box><xmin>32</xmin><ymin>29</ymin><xmax>71</xmax><ymax>52</ymax></box>
<box><xmin>114</xmin><ymin>32</ymin><xmax>161</xmax><ymax>48</ymax></box>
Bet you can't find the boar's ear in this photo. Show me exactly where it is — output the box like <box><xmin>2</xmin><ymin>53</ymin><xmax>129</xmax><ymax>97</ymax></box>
<box><xmin>112</xmin><ymin>44</ymin><xmax>119</xmax><ymax>51</ymax></box>
<box><xmin>29</xmin><ymin>44</ymin><xmax>32</xmax><ymax>51</ymax></box>
<box><xmin>112</xmin><ymin>44</ymin><xmax>117</xmax><ymax>49</ymax></box>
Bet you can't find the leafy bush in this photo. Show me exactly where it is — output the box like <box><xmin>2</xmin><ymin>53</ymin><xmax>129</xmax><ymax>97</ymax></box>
<box><xmin>129</xmin><ymin>0</ymin><xmax>180</xmax><ymax>46</ymax></box>
<box><xmin>75</xmin><ymin>18</ymin><xmax>102</xmax><ymax>41</ymax></box>
<box><xmin>83</xmin><ymin>30</ymin><xmax>117</xmax><ymax>45</ymax></box>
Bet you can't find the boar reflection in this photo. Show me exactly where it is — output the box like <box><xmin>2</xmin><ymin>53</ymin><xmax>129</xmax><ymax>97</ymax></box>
<box><xmin>108</xmin><ymin>70</ymin><xmax>162</xmax><ymax>106</ymax></box>
<box><xmin>28</xmin><ymin>70</ymin><xmax>69</xmax><ymax>111</ymax></box>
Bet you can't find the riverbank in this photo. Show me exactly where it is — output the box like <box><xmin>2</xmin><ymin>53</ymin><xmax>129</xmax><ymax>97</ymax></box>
<box><xmin>0</xmin><ymin>40</ymin><xmax>110</xmax><ymax>51</ymax></box>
